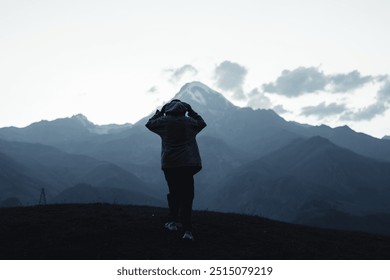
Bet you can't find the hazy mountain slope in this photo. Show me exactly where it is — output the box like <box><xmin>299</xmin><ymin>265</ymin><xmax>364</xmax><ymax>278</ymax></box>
<box><xmin>0</xmin><ymin>139</ymin><xmax>100</xmax><ymax>190</ymax></box>
<box><xmin>215</xmin><ymin>136</ymin><xmax>390</xmax><ymax>232</ymax></box>
<box><xmin>0</xmin><ymin>152</ymin><xmax>48</xmax><ymax>205</ymax></box>
<box><xmin>75</xmin><ymin>125</ymin><xmax>162</xmax><ymax>180</ymax></box>
<box><xmin>296</xmin><ymin>124</ymin><xmax>390</xmax><ymax>162</ymax></box>
<box><xmin>0</xmin><ymin>139</ymin><xmax>159</xmax><ymax>205</ymax></box>
<box><xmin>194</xmin><ymin>135</ymin><xmax>250</xmax><ymax>208</ymax></box>
<box><xmin>0</xmin><ymin>114</ymin><xmax>132</xmax><ymax>149</ymax></box>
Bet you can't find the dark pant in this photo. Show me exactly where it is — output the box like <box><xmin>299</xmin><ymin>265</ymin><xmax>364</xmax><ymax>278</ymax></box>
<box><xmin>163</xmin><ymin>167</ymin><xmax>198</xmax><ymax>231</ymax></box>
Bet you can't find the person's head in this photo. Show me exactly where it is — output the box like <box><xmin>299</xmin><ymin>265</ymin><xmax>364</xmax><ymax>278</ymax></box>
<box><xmin>165</xmin><ymin>99</ymin><xmax>187</xmax><ymax>116</ymax></box>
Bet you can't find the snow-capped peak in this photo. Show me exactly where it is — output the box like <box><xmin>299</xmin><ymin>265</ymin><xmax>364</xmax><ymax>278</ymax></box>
<box><xmin>173</xmin><ymin>81</ymin><xmax>236</xmax><ymax>112</ymax></box>
<box><xmin>184</xmin><ymin>85</ymin><xmax>208</xmax><ymax>105</ymax></box>
<box><xmin>71</xmin><ymin>114</ymin><xmax>94</xmax><ymax>128</ymax></box>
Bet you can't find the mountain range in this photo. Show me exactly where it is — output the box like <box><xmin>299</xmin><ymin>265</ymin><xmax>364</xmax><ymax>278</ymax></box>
<box><xmin>1</xmin><ymin>81</ymin><xmax>390</xmax><ymax>235</ymax></box>
<box><xmin>215</xmin><ymin>136</ymin><xmax>390</xmax><ymax>233</ymax></box>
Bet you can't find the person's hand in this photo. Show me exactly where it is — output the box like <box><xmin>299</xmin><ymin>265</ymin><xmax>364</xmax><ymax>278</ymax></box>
<box><xmin>181</xmin><ymin>102</ymin><xmax>192</xmax><ymax>112</ymax></box>
<box><xmin>161</xmin><ymin>104</ymin><xmax>168</xmax><ymax>113</ymax></box>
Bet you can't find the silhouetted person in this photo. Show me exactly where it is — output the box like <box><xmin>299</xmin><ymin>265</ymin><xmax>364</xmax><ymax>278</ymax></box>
<box><xmin>145</xmin><ymin>99</ymin><xmax>206</xmax><ymax>241</ymax></box>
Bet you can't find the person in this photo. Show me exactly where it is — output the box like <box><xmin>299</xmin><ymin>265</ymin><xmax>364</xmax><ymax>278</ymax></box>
<box><xmin>145</xmin><ymin>99</ymin><xmax>206</xmax><ymax>241</ymax></box>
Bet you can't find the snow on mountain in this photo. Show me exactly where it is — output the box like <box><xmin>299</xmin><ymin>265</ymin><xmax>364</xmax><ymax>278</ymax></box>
<box><xmin>71</xmin><ymin>114</ymin><xmax>94</xmax><ymax>128</ymax></box>
<box><xmin>173</xmin><ymin>81</ymin><xmax>237</xmax><ymax>114</ymax></box>
<box><xmin>70</xmin><ymin>114</ymin><xmax>132</xmax><ymax>135</ymax></box>
<box><xmin>0</xmin><ymin>114</ymin><xmax>132</xmax><ymax>145</ymax></box>
<box><xmin>177</xmin><ymin>82</ymin><xmax>208</xmax><ymax>105</ymax></box>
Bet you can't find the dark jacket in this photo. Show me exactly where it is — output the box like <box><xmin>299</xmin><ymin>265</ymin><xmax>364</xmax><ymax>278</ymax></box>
<box><xmin>145</xmin><ymin>100</ymin><xmax>206</xmax><ymax>171</ymax></box>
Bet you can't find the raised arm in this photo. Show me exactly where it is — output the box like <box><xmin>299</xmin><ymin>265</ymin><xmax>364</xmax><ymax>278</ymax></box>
<box><xmin>182</xmin><ymin>102</ymin><xmax>207</xmax><ymax>132</ymax></box>
<box><xmin>145</xmin><ymin>107</ymin><xmax>166</xmax><ymax>134</ymax></box>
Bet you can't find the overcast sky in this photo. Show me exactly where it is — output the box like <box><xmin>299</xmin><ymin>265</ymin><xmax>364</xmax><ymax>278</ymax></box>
<box><xmin>1</xmin><ymin>0</ymin><xmax>390</xmax><ymax>138</ymax></box>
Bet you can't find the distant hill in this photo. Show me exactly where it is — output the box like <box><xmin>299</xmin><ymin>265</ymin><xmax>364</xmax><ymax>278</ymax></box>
<box><xmin>0</xmin><ymin>139</ymin><xmax>160</xmax><ymax>205</ymax></box>
<box><xmin>215</xmin><ymin>136</ymin><xmax>390</xmax><ymax>235</ymax></box>
<box><xmin>0</xmin><ymin>114</ymin><xmax>132</xmax><ymax>149</ymax></box>
<box><xmin>0</xmin><ymin>152</ymin><xmax>48</xmax><ymax>204</ymax></box>
<box><xmin>1</xmin><ymin>204</ymin><xmax>390</xmax><ymax>260</ymax></box>
<box><xmin>298</xmin><ymin>124</ymin><xmax>390</xmax><ymax>163</ymax></box>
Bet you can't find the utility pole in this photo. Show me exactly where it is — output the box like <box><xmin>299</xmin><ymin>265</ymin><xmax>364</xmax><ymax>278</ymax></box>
<box><xmin>39</xmin><ymin>188</ymin><xmax>47</xmax><ymax>205</ymax></box>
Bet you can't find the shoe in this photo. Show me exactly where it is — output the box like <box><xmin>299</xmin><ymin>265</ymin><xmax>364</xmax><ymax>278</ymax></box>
<box><xmin>182</xmin><ymin>231</ymin><xmax>194</xmax><ymax>241</ymax></box>
<box><xmin>164</xmin><ymin>221</ymin><xmax>178</xmax><ymax>231</ymax></box>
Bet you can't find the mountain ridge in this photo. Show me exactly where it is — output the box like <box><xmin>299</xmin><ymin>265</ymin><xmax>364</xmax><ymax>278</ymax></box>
<box><xmin>215</xmin><ymin>136</ymin><xmax>390</xmax><ymax>233</ymax></box>
<box><xmin>0</xmin><ymin>113</ymin><xmax>133</xmax><ymax>148</ymax></box>
<box><xmin>0</xmin><ymin>138</ymin><xmax>161</xmax><ymax>206</ymax></box>
<box><xmin>1</xmin><ymin>81</ymin><xmax>388</xmax><ymax>159</ymax></box>
<box><xmin>173</xmin><ymin>81</ymin><xmax>238</xmax><ymax>113</ymax></box>
<box><xmin>1</xmin><ymin>81</ymin><xmax>390</xmax><ymax>235</ymax></box>
<box><xmin>0</xmin><ymin>151</ymin><xmax>48</xmax><ymax>206</ymax></box>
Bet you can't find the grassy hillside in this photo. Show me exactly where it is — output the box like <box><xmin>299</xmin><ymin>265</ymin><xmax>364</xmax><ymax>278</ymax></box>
<box><xmin>1</xmin><ymin>203</ymin><xmax>390</xmax><ymax>260</ymax></box>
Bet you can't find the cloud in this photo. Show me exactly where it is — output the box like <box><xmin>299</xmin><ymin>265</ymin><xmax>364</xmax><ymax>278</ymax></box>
<box><xmin>247</xmin><ymin>88</ymin><xmax>272</xmax><ymax>109</ymax></box>
<box><xmin>214</xmin><ymin>61</ymin><xmax>247</xmax><ymax>99</ymax></box>
<box><xmin>262</xmin><ymin>67</ymin><xmax>376</xmax><ymax>97</ymax></box>
<box><xmin>146</xmin><ymin>86</ymin><xmax>158</xmax><ymax>94</ymax></box>
<box><xmin>376</xmin><ymin>75</ymin><xmax>389</xmax><ymax>83</ymax></box>
<box><xmin>247</xmin><ymin>88</ymin><xmax>290</xmax><ymax>114</ymax></box>
<box><xmin>341</xmin><ymin>103</ymin><xmax>388</xmax><ymax>121</ymax></box>
<box><xmin>339</xmin><ymin>79</ymin><xmax>390</xmax><ymax>121</ymax></box>
<box><xmin>263</xmin><ymin>67</ymin><xmax>327</xmax><ymax>97</ymax></box>
<box><xmin>328</xmin><ymin>70</ymin><xmax>373</xmax><ymax>92</ymax></box>
<box><xmin>301</xmin><ymin>102</ymin><xmax>347</xmax><ymax>118</ymax></box>
<box><xmin>232</xmin><ymin>88</ymin><xmax>246</xmax><ymax>100</ymax></box>
<box><xmin>165</xmin><ymin>64</ymin><xmax>198</xmax><ymax>82</ymax></box>
<box><xmin>378</xmin><ymin>80</ymin><xmax>390</xmax><ymax>102</ymax></box>
<box><xmin>272</xmin><ymin>105</ymin><xmax>289</xmax><ymax>114</ymax></box>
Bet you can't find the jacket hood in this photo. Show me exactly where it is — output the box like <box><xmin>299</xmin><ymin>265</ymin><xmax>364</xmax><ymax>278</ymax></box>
<box><xmin>165</xmin><ymin>100</ymin><xmax>187</xmax><ymax>116</ymax></box>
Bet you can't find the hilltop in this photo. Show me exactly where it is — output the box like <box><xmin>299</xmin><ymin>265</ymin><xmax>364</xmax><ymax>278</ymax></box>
<box><xmin>1</xmin><ymin>203</ymin><xmax>390</xmax><ymax>260</ymax></box>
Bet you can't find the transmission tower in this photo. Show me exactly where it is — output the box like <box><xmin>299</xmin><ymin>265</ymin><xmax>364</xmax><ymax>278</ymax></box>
<box><xmin>39</xmin><ymin>188</ymin><xmax>47</xmax><ymax>205</ymax></box>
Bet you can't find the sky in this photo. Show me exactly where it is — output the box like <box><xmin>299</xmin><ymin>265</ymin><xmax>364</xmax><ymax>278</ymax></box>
<box><xmin>1</xmin><ymin>0</ymin><xmax>390</xmax><ymax>138</ymax></box>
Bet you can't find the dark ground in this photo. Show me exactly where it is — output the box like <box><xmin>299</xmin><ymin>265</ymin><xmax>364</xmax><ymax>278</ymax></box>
<box><xmin>1</xmin><ymin>203</ymin><xmax>390</xmax><ymax>260</ymax></box>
